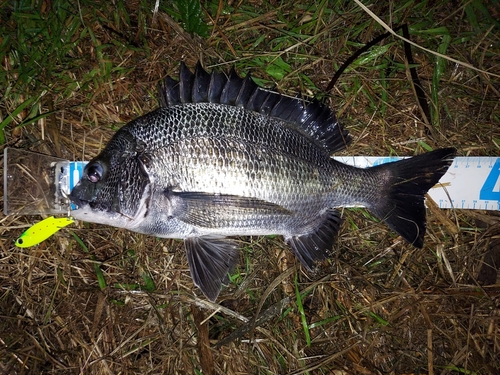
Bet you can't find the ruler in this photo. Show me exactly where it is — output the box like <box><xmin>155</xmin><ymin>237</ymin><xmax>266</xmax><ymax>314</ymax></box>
<box><xmin>334</xmin><ymin>156</ymin><xmax>500</xmax><ymax>210</ymax></box>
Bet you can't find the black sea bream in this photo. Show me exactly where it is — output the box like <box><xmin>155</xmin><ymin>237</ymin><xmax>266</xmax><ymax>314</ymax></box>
<box><xmin>70</xmin><ymin>63</ymin><xmax>456</xmax><ymax>301</ymax></box>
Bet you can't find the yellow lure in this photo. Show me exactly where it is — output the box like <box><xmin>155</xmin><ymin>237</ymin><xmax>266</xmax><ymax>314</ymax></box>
<box><xmin>15</xmin><ymin>216</ymin><xmax>75</xmax><ymax>248</ymax></box>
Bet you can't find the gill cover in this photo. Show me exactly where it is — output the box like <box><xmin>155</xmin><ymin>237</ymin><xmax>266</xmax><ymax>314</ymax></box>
<box><xmin>70</xmin><ymin>128</ymin><xmax>150</xmax><ymax>218</ymax></box>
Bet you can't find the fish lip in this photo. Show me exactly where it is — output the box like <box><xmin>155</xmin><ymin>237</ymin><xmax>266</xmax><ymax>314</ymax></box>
<box><xmin>68</xmin><ymin>193</ymin><xmax>89</xmax><ymax>209</ymax></box>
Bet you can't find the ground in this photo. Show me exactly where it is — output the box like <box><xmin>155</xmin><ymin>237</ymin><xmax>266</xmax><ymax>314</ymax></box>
<box><xmin>0</xmin><ymin>1</ymin><xmax>499</xmax><ymax>374</ymax></box>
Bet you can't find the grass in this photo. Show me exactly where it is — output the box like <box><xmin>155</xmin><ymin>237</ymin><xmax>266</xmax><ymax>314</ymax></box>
<box><xmin>1</xmin><ymin>0</ymin><xmax>499</xmax><ymax>373</ymax></box>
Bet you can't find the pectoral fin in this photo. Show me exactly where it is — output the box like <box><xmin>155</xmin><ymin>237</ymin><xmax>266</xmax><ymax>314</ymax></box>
<box><xmin>185</xmin><ymin>236</ymin><xmax>240</xmax><ymax>301</ymax></box>
<box><xmin>165</xmin><ymin>189</ymin><xmax>292</xmax><ymax>229</ymax></box>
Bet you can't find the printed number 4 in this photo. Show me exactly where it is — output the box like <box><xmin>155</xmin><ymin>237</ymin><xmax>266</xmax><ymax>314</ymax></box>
<box><xmin>479</xmin><ymin>159</ymin><xmax>500</xmax><ymax>201</ymax></box>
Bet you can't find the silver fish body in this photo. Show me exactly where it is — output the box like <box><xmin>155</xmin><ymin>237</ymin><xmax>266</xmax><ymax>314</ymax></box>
<box><xmin>70</xmin><ymin>63</ymin><xmax>456</xmax><ymax>300</ymax></box>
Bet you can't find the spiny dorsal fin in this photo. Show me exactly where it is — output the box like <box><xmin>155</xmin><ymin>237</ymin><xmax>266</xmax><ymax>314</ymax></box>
<box><xmin>159</xmin><ymin>62</ymin><xmax>351</xmax><ymax>153</ymax></box>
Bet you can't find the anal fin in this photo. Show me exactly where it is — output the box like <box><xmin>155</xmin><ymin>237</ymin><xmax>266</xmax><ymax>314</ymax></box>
<box><xmin>185</xmin><ymin>236</ymin><xmax>240</xmax><ymax>301</ymax></box>
<box><xmin>286</xmin><ymin>209</ymin><xmax>342</xmax><ymax>271</ymax></box>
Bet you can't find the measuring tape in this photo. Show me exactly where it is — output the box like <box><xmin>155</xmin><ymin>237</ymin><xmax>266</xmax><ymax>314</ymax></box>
<box><xmin>334</xmin><ymin>156</ymin><xmax>500</xmax><ymax>210</ymax></box>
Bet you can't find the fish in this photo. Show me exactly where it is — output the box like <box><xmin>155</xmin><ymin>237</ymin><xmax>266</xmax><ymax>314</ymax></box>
<box><xmin>69</xmin><ymin>62</ymin><xmax>456</xmax><ymax>301</ymax></box>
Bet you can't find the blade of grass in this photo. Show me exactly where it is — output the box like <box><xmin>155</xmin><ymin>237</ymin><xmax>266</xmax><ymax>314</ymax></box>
<box><xmin>0</xmin><ymin>96</ymin><xmax>38</xmax><ymax>144</ymax></box>
<box><xmin>365</xmin><ymin>310</ymin><xmax>389</xmax><ymax>326</ymax></box>
<box><xmin>43</xmin><ymin>280</ymin><xmax>59</xmax><ymax>325</ymax></box>
<box><xmin>125</xmin><ymin>249</ymin><xmax>156</xmax><ymax>292</ymax></box>
<box><xmin>70</xmin><ymin>231</ymin><xmax>107</xmax><ymax>290</ymax></box>
<box><xmin>294</xmin><ymin>272</ymin><xmax>311</xmax><ymax>346</ymax></box>
<box><xmin>431</xmin><ymin>32</ymin><xmax>451</xmax><ymax>127</ymax></box>
<box><xmin>401</xmin><ymin>23</ymin><xmax>432</xmax><ymax>128</ymax></box>
<box><xmin>378</xmin><ymin>63</ymin><xmax>388</xmax><ymax>116</ymax></box>
<box><xmin>308</xmin><ymin>315</ymin><xmax>342</xmax><ymax>329</ymax></box>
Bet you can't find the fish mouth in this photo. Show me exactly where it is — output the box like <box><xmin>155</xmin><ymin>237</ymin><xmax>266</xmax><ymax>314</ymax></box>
<box><xmin>69</xmin><ymin>187</ymin><xmax>92</xmax><ymax>209</ymax></box>
<box><xmin>69</xmin><ymin>194</ymin><xmax>89</xmax><ymax>209</ymax></box>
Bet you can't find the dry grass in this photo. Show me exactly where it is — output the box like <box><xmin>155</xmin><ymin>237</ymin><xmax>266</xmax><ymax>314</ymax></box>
<box><xmin>1</xmin><ymin>0</ymin><xmax>499</xmax><ymax>374</ymax></box>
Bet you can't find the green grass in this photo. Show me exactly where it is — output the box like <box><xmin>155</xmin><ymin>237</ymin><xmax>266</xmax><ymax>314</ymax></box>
<box><xmin>167</xmin><ymin>0</ymin><xmax>208</xmax><ymax>37</ymax></box>
<box><xmin>71</xmin><ymin>230</ymin><xmax>107</xmax><ymax>290</ymax></box>
<box><xmin>1</xmin><ymin>0</ymin><xmax>150</xmax><ymax>141</ymax></box>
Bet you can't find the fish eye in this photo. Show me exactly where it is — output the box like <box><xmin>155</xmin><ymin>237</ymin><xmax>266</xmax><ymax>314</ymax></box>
<box><xmin>87</xmin><ymin>163</ymin><xmax>103</xmax><ymax>183</ymax></box>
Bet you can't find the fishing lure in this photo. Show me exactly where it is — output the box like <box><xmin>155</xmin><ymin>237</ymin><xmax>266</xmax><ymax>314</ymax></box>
<box><xmin>15</xmin><ymin>216</ymin><xmax>74</xmax><ymax>248</ymax></box>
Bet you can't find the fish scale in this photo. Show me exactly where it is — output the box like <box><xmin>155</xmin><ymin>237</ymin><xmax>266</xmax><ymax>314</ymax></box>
<box><xmin>138</xmin><ymin>106</ymin><xmax>337</xmax><ymax>209</ymax></box>
<box><xmin>70</xmin><ymin>62</ymin><xmax>456</xmax><ymax>301</ymax></box>
<box><xmin>130</xmin><ymin>104</ymin><xmax>331</xmax><ymax>163</ymax></box>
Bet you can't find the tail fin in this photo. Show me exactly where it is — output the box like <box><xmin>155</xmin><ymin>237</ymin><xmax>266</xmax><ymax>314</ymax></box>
<box><xmin>368</xmin><ymin>148</ymin><xmax>456</xmax><ymax>248</ymax></box>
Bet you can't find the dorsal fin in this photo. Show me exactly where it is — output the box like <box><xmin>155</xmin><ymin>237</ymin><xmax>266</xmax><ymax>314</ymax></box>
<box><xmin>159</xmin><ymin>62</ymin><xmax>351</xmax><ymax>153</ymax></box>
